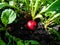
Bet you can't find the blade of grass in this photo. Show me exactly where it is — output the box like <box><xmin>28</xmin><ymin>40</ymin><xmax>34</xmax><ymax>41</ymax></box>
<box><xmin>50</xmin><ymin>28</ymin><xmax>60</xmax><ymax>40</ymax></box>
<box><xmin>34</xmin><ymin>0</ymin><xmax>40</xmax><ymax>16</ymax></box>
<box><xmin>25</xmin><ymin>0</ymin><xmax>29</xmax><ymax>10</ymax></box>
<box><xmin>44</xmin><ymin>13</ymin><xmax>60</xmax><ymax>29</ymax></box>
<box><xmin>40</xmin><ymin>0</ymin><xmax>57</xmax><ymax>13</ymax></box>
<box><xmin>30</xmin><ymin>0</ymin><xmax>34</xmax><ymax>19</ymax></box>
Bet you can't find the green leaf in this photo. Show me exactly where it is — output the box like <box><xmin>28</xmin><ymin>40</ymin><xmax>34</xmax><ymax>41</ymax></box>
<box><xmin>0</xmin><ymin>27</ymin><xmax>6</xmax><ymax>31</ymax></box>
<box><xmin>45</xmin><ymin>11</ymin><xmax>56</xmax><ymax>17</ymax></box>
<box><xmin>40</xmin><ymin>0</ymin><xmax>60</xmax><ymax>13</ymax></box>
<box><xmin>30</xmin><ymin>0</ymin><xmax>34</xmax><ymax>18</ymax></box>
<box><xmin>25</xmin><ymin>40</ymin><xmax>40</xmax><ymax>45</ymax></box>
<box><xmin>50</xmin><ymin>13</ymin><xmax>60</xmax><ymax>21</ymax></box>
<box><xmin>0</xmin><ymin>2</ymin><xmax>8</xmax><ymax>9</ymax></box>
<box><xmin>9</xmin><ymin>1</ymin><xmax>15</xmax><ymax>6</ymax></box>
<box><xmin>50</xmin><ymin>28</ymin><xmax>60</xmax><ymax>40</ymax></box>
<box><xmin>34</xmin><ymin>14</ymin><xmax>43</xmax><ymax>21</ymax></box>
<box><xmin>54</xmin><ymin>16</ymin><xmax>60</xmax><ymax>24</ymax></box>
<box><xmin>17</xmin><ymin>40</ymin><xmax>24</xmax><ymax>45</ymax></box>
<box><xmin>17</xmin><ymin>40</ymin><xmax>40</xmax><ymax>45</ymax></box>
<box><xmin>24</xmin><ymin>0</ymin><xmax>30</xmax><ymax>10</ymax></box>
<box><xmin>46</xmin><ymin>0</ymin><xmax>60</xmax><ymax>12</ymax></box>
<box><xmin>34</xmin><ymin>0</ymin><xmax>40</xmax><ymax>15</ymax></box>
<box><xmin>44</xmin><ymin>13</ymin><xmax>60</xmax><ymax>28</ymax></box>
<box><xmin>1</xmin><ymin>9</ymin><xmax>16</xmax><ymax>26</ymax></box>
<box><xmin>0</xmin><ymin>39</ymin><xmax>6</xmax><ymax>45</ymax></box>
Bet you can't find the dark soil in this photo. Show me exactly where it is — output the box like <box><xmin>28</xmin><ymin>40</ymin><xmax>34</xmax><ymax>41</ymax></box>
<box><xmin>7</xmin><ymin>14</ymin><xmax>60</xmax><ymax>45</ymax></box>
<box><xmin>0</xmin><ymin>11</ymin><xmax>60</xmax><ymax>45</ymax></box>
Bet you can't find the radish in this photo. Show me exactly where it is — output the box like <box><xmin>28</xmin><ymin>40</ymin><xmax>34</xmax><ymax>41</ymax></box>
<box><xmin>27</xmin><ymin>20</ymin><xmax>37</xmax><ymax>30</ymax></box>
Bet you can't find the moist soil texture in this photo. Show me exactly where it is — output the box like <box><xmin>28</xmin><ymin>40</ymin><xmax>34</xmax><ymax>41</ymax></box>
<box><xmin>0</xmin><ymin>11</ymin><xmax>60</xmax><ymax>45</ymax></box>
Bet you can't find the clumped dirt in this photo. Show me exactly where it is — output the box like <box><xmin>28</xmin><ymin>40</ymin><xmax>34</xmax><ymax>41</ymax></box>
<box><xmin>7</xmin><ymin>13</ymin><xmax>60</xmax><ymax>45</ymax></box>
<box><xmin>0</xmin><ymin>11</ymin><xmax>60</xmax><ymax>45</ymax></box>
